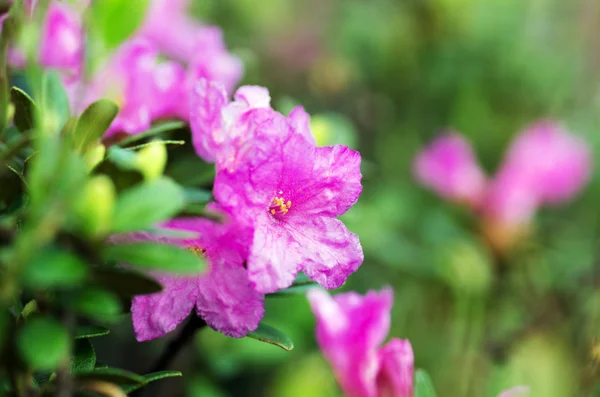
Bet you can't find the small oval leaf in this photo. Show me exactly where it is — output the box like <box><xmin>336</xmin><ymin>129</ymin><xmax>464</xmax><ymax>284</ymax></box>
<box><xmin>102</xmin><ymin>242</ymin><xmax>206</xmax><ymax>274</ymax></box>
<box><xmin>10</xmin><ymin>87</ymin><xmax>36</xmax><ymax>132</ymax></box>
<box><xmin>121</xmin><ymin>371</ymin><xmax>182</xmax><ymax>393</ymax></box>
<box><xmin>415</xmin><ymin>369</ymin><xmax>437</xmax><ymax>397</ymax></box>
<box><xmin>75</xmin><ymin>325</ymin><xmax>110</xmax><ymax>340</ymax></box>
<box><xmin>76</xmin><ymin>367</ymin><xmax>145</xmax><ymax>386</ymax></box>
<box><xmin>74</xmin><ymin>99</ymin><xmax>119</xmax><ymax>151</ymax></box>
<box><xmin>247</xmin><ymin>323</ymin><xmax>294</xmax><ymax>351</ymax></box>
<box><xmin>17</xmin><ymin>317</ymin><xmax>70</xmax><ymax>370</ymax></box>
<box><xmin>111</xmin><ymin>177</ymin><xmax>185</xmax><ymax>233</ymax></box>
<box><xmin>70</xmin><ymin>339</ymin><xmax>97</xmax><ymax>374</ymax></box>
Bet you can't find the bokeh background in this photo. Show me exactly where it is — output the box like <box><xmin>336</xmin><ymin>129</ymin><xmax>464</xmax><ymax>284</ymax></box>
<box><xmin>97</xmin><ymin>0</ymin><xmax>600</xmax><ymax>396</ymax></box>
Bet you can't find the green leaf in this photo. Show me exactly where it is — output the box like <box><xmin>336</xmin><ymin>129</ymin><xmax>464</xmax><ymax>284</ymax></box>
<box><xmin>106</xmin><ymin>146</ymin><xmax>139</xmax><ymax>170</ymax></box>
<box><xmin>17</xmin><ymin>317</ymin><xmax>70</xmax><ymax>370</ymax></box>
<box><xmin>73</xmin><ymin>100</ymin><xmax>119</xmax><ymax>151</ymax></box>
<box><xmin>122</xmin><ymin>371</ymin><xmax>182</xmax><ymax>393</ymax></box>
<box><xmin>10</xmin><ymin>87</ymin><xmax>36</xmax><ymax>132</ymax></box>
<box><xmin>75</xmin><ymin>325</ymin><xmax>110</xmax><ymax>340</ymax></box>
<box><xmin>118</xmin><ymin>120</ymin><xmax>185</xmax><ymax>147</ymax></box>
<box><xmin>415</xmin><ymin>369</ymin><xmax>437</xmax><ymax>397</ymax></box>
<box><xmin>92</xmin><ymin>0</ymin><xmax>151</xmax><ymax>48</ymax></box>
<box><xmin>103</xmin><ymin>242</ymin><xmax>206</xmax><ymax>274</ymax></box>
<box><xmin>183</xmin><ymin>188</ymin><xmax>212</xmax><ymax>205</ymax></box>
<box><xmin>111</xmin><ymin>177</ymin><xmax>185</xmax><ymax>233</ymax></box>
<box><xmin>71</xmin><ymin>288</ymin><xmax>122</xmax><ymax>321</ymax></box>
<box><xmin>76</xmin><ymin>367</ymin><xmax>145</xmax><ymax>386</ymax></box>
<box><xmin>247</xmin><ymin>323</ymin><xmax>294</xmax><ymax>351</ymax></box>
<box><xmin>22</xmin><ymin>248</ymin><xmax>87</xmax><ymax>289</ymax></box>
<box><xmin>93</xmin><ymin>267</ymin><xmax>162</xmax><ymax>297</ymax></box>
<box><xmin>69</xmin><ymin>339</ymin><xmax>96</xmax><ymax>374</ymax></box>
<box><xmin>41</xmin><ymin>71</ymin><xmax>70</xmax><ymax>131</ymax></box>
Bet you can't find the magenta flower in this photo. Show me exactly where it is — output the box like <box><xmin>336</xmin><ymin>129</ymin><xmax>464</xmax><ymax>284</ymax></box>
<box><xmin>138</xmin><ymin>0</ymin><xmax>242</xmax><ymax>93</ymax></box>
<box><xmin>308</xmin><ymin>288</ymin><xmax>414</xmax><ymax>397</ymax></box>
<box><xmin>131</xmin><ymin>215</ymin><xmax>264</xmax><ymax>341</ymax></box>
<box><xmin>213</xmin><ymin>111</ymin><xmax>363</xmax><ymax>293</ymax></box>
<box><xmin>413</xmin><ymin>132</ymin><xmax>486</xmax><ymax>207</ymax></box>
<box><xmin>71</xmin><ymin>39</ymin><xmax>186</xmax><ymax>138</ymax></box>
<box><xmin>496</xmin><ymin>121</ymin><xmax>591</xmax><ymax>205</ymax></box>
<box><xmin>39</xmin><ymin>2</ymin><xmax>84</xmax><ymax>81</ymax></box>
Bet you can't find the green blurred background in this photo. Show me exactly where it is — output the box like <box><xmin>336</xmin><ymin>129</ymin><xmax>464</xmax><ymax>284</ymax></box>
<box><xmin>99</xmin><ymin>0</ymin><xmax>600</xmax><ymax>396</ymax></box>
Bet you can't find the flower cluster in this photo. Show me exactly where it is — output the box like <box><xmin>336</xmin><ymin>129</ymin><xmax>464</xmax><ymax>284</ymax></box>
<box><xmin>414</xmin><ymin>122</ymin><xmax>591</xmax><ymax>250</ymax></box>
<box><xmin>130</xmin><ymin>80</ymin><xmax>364</xmax><ymax>340</ymax></box>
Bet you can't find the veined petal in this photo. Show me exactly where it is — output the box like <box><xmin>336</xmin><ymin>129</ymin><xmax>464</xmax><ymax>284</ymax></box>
<box><xmin>376</xmin><ymin>339</ymin><xmax>414</xmax><ymax>397</ymax></box>
<box><xmin>289</xmin><ymin>106</ymin><xmax>316</xmax><ymax>146</ymax></box>
<box><xmin>131</xmin><ymin>275</ymin><xmax>198</xmax><ymax>342</ymax></box>
<box><xmin>190</xmin><ymin>79</ymin><xmax>228</xmax><ymax>162</ymax></box>
<box><xmin>293</xmin><ymin>216</ymin><xmax>363</xmax><ymax>290</ymax></box>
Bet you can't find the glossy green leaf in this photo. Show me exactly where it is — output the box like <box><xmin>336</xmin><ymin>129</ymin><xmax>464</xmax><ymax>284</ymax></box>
<box><xmin>17</xmin><ymin>317</ymin><xmax>70</xmax><ymax>370</ymax></box>
<box><xmin>103</xmin><ymin>242</ymin><xmax>206</xmax><ymax>274</ymax></box>
<box><xmin>10</xmin><ymin>87</ymin><xmax>36</xmax><ymax>132</ymax></box>
<box><xmin>92</xmin><ymin>0</ymin><xmax>151</xmax><ymax>48</ymax></box>
<box><xmin>41</xmin><ymin>71</ymin><xmax>70</xmax><ymax>131</ymax></box>
<box><xmin>111</xmin><ymin>177</ymin><xmax>185</xmax><ymax>232</ymax></box>
<box><xmin>415</xmin><ymin>369</ymin><xmax>437</xmax><ymax>397</ymax></box>
<box><xmin>75</xmin><ymin>325</ymin><xmax>110</xmax><ymax>340</ymax></box>
<box><xmin>122</xmin><ymin>371</ymin><xmax>183</xmax><ymax>393</ymax></box>
<box><xmin>76</xmin><ymin>367</ymin><xmax>145</xmax><ymax>386</ymax></box>
<box><xmin>71</xmin><ymin>288</ymin><xmax>122</xmax><ymax>321</ymax></box>
<box><xmin>247</xmin><ymin>323</ymin><xmax>294</xmax><ymax>351</ymax></box>
<box><xmin>69</xmin><ymin>339</ymin><xmax>96</xmax><ymax>374</ymax></box>
<box><xmin>118</xmin><ymin>120</ymin><xmax>185</xmax><ymax>147</ymax></box>
<box><xmin>22</xmin><ymin>248</ymin><xmax>87</xmax><ymax>288</ymax></box>
<box><xmin>73</xmin><ymin>100</ymin><xmax>119</xmax><ymax>151</ymax></box>
<box><xmin>93</xmin><ymin>267</ymin><xmax>162</xmax><ymax>297</ymax></box>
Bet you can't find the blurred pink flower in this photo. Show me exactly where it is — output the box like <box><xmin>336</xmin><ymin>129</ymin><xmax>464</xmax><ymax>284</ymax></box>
<box><xmin>213</xmin><ymin>110</ymin><xmax>363</xmax><ymax>293</ymax></box>
<box><xmin>131</xmin><ymin>214</ymin><xmax>264</xmax><ymax>341</ymax></box>
<box><xmin>308</xmin><ymin>288</ymin><xmax>413</xmax><ymax>397</ymax></box>
<box><xmin>413</xmin><ymin>132</ymin><xmax>487</xmax><ymax>208</ymax></box>
<box><xmin>39</xmin><ymin>2</ymin><xmax>84</xmax><ymax>81</ymax></box>
<box><xmin>72</xmin><ymin>39</ymin><xmax>186</xmax><ymax>138</ymax></box>
<box><xmin>138</xmin><ymin>0</ymin><xmax>242</xmax><ymax>94</ymax></box>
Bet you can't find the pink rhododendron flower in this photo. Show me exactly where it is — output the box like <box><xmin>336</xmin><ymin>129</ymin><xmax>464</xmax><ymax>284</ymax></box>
<box><xmin>413</xmin><ymin>132</ymin><xmax>486</xmax><ymax>207</ymax></box>
<box><xmin>71</xmin><ymin>39</ymin><xmax>186</xmax><ymax>138</ymax></box>
<box><xmin>130</xmin><ymin>215</ymin><xmax>264</xmax><ymax>341</ymax></box>
<box><xmin>39</xmin><ymin>2</ymin><xmax>84</xmax><ymax>80</ymax></box>
<box><xmin>495</xmin><ymin>121</ymin><xmax>591</xmax><ymax>205</ymax></box>
<box><xmin>213</xmin><ymin>109</ymin><xmax>363</xmax><ymax>293</ymax></box>
<box><xmin>138</xmin><ymin>0</ymin><xmax>242</xmax><ymax>94</ymax></box>
<box><xmin>308</xmin><ymin>288</ymin><xmax>413</xmax><ymax>397</ymax></box>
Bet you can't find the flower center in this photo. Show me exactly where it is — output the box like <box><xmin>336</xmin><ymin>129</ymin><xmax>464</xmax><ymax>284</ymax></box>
<box><xmin>269</xmin><ymin>196</ymin><xmax>292</xmax><ymax>215</ymax></box>
<box><xmin>188</xmin><ymin>245</ymin><xmax>206</xmax><ymax>256</ymax></box>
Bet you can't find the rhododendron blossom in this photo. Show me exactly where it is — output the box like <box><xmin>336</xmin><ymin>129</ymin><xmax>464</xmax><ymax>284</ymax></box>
<box><xmin>414</xmin><ymin>121</ymin><xmax>591</xmax><ymax>229</ymax></box>
<box><xmin>413</xmin><ymin>132</ymin><xmax>486</xmax><ymax>207</ymax></box>
<box><xmin>130</xmin><ymin>215</ymin><xmax>264</xmax><ymax>341</ymax></box>
<box><xmin>212</xmin><ymin>108</ymin><xmax>363</xmax><ymax>293</ymax></box>
<box><xmin>308</xmin><ymin>288</ymin><xmax>413</xmax><ymax>397</ymax></box>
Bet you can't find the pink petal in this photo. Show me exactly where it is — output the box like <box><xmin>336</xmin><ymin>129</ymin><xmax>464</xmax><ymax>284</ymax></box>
<box><xmin>131</xmin><ymin>275</ymin><xmax>198</xmax><ymax>342</ymax></box>
<box><xmin>501</xmin><ymin>121</ymin><xmax>591</xmax><ymax>204</ymax></box>
<box><xmin>497</xmin><ymin>386</ymin><xmax>530</xmax><ymax>397</ymax></box>
<box><xmin>190</xmin><ymin>79</ymin><xmax>228</xmax><ymax>162</ymax></box>
<box><xmin>288</xmin><ymin>106</ymin><xmax>316</xmax><ymax>146</ymax></box>
<box><xmin>294</xmin><ymin>216</ymin><xmax>363</xmax><ymax>290</ymax></box>
<box><xmin>296</xmin><ymin>145</ymin><xmax>362</xmax><ymax>217</ymax></box>
<box><xmin>414</xmin><ymin>132</ymin><xmax>486</xmax><ymax>207</ymax></box>
<box><xmin>308</xmin><ymin>288</ymin><xmax>394</xmax><ymax>397</ymax></box>
<box><xmin>376</xmin><ymin>339</ymin><xmax>414</xmax><ymax>397</ymax></box>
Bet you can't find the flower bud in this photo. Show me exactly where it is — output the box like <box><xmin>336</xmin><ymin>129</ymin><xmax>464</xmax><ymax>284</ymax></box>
<box><xmin>73</xmin><ymin>175</ymin><xmax>115</xmax><ymax>237</ymax></box>
<box><xmin>135</xmin><ymin>141</ymin><xmax>167</xmax><ymax>181</ymax></box>
<box><xmin>83</xmin><ymin>142</ymin><xmax>105</xmax><ymax>171</ymax></box>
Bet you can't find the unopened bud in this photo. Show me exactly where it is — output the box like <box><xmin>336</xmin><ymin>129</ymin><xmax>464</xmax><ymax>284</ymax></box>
<box><xmin>135</xmin><ymin>141</ymin><xmax>167</xmax><ymax>181</ymax></box>
<box><xmin>83</xmin><ymin>143</ymin><xmax>106</xmax><ymax>171</ymax></box>
<box><xmin>73</xmin><ymin>175</ymin><xmax>115</xmax><ymax>237</ymax></box>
